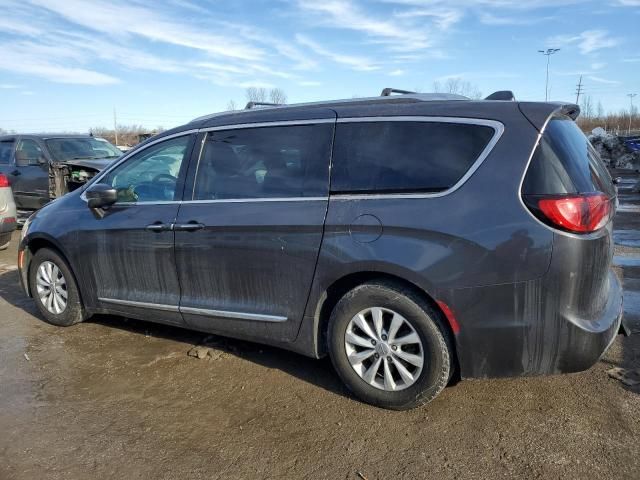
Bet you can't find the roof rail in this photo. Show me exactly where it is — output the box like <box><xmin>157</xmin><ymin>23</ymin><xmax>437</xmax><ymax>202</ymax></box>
<box><xmin>485</xmin><ymin>90</ymin><xmax>515</xmax><ymax>101</ymax></box>
<box><xmin>245</xmin><ymin>101</ymin><xmax>282</xmax><ymax>110</ymax></box>
<box><xmin>380</xmin><ymin>88</ymin><xmax>417</xmax><ymax>97</ymax></box>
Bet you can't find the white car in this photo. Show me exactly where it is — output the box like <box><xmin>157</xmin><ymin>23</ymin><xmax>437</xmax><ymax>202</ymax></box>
<box><xmin>0</xmin><ymin>173</ymin><xmax>17</xmax><ymax>249</ymax></box>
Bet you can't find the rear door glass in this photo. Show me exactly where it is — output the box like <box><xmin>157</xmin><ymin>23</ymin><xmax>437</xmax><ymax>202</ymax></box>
<box><xmin>522</xmin><ymin>116</ymin><xmax>616</xmax><ymax>197</ymax></box>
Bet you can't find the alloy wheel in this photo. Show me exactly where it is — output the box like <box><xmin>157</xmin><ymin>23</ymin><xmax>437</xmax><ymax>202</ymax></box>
<box><xmin>344</xmin><ymin>307</ymin><xmax>424</xmax><ymax>391</ymax></box>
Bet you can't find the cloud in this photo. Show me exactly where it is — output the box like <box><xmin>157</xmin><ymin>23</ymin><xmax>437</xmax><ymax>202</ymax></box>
<box><xmin>296</xmin><ymin>0</ymin><xmax>432</xmax><ymax>51</ymax></box>
<box><xmin>296</xmin><ymin>34</ymin><xmax>380</xmax><ymax>71</ymax></box>
<box><xmin>29</xmin><ymin>0</ymin><xmax>264</xmax><ymax>61</ymax></box>
<box><xmin>478</xmin><ymin>12</ymin><xmax>553</xmax><ymax>25</ymax></box>
<box><xmin>0</xmin><ymin>47</ymin><xmax>120</xmax><ymax>85</ymax></box>
<box><xmin>547</xmin><ymin>30</ymin><xmax>620</xmax><ymax>54</ymax></box>
<box><xmin>0</xmin><ymin>84</ymin><xmax>20</xmax><ymax>89</ymax></box>
<box><xmin>299</xmin><ymin>80</ymin><xmax>322</xmax><ymax>86</ymax></box>
<box><xmin>388</xmin><ymin>69</ymin><xmax>406</xmax><ymax>76</ymax></box>
<box><xmin>587</xmin><ymin>75</ymin><xmax>621</xmax><ymax>85</ymax></box>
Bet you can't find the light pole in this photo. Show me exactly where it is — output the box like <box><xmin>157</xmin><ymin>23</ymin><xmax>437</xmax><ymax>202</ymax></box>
<box><xmin>538</xmin><ymin>48</ymin><xmax>560</xmax><ymax>101</ymax></box>
<box><xmin>628</xmin><ymin>93</ymin><xmax>637</xmax><ymax>135</ymax></box>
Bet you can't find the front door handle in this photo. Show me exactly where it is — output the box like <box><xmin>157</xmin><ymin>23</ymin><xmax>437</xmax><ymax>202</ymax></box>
<box><xmin>173</xmin><ymin>222</ymin><xmax>205</xmax><ymax>232</ymax></box>
<box><xmin>146</xmin><ymin>222</ymin><xmax>172</xmax><ymax>232</ymax></box>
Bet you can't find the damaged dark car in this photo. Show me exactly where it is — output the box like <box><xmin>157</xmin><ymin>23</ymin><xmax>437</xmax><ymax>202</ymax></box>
<box><xmin>0</xmin><ymin>134</ymin><xmax>121</xmax><ymax>221</ymax></box>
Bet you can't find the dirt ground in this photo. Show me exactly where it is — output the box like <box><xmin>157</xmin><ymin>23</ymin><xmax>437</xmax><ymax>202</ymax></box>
<box><xmin>1</xmin><ymin>180</ymin><xmax>640</xmax><ymax>479</ymax></box>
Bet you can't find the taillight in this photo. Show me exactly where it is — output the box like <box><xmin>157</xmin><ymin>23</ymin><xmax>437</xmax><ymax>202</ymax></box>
<box><xmin>524</xmin><ymin>193</ymin><xmax>612</xmax><ymax>233</ymax></box>
<box><xmin>0</xmin><ymin>174</ymin><xmax>9</xmax><ymax>187</ymax></box>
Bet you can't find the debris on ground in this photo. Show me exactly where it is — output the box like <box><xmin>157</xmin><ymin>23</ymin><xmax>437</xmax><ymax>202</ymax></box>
<box><xmin>187</xmin><ymin>345</ymin><xmax>225</xmax><ymax>360</ymax></box>
<box><xmin>23</xmin><ymin>353</ymin><xmax>30</xmax><ymax>361</ymax></box>
<box><xmin>607</xmin><ymin>367</ymin><xmax>640</xmax><ymax>386</ymax></box>
<box><xmin>589</xmin><ymin>128</ymin><xmax>640</xmax><ymax>170</ymax></box>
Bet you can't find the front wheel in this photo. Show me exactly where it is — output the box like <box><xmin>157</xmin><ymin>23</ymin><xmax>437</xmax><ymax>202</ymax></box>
<box><xmin>328</xmin><ymin>281</ymin><xmax>451</xmax><ymax>410</ymax></box>
<box><xmin>28</xmin><ymin>248</ymin><xmax>86</xmax><ymax>327</ymax></box>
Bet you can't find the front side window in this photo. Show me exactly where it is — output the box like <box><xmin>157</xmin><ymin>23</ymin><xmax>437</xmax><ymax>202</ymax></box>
<box><xmin>15</xmin><ymin>139</ymin><xmax>44</xmax><ymax>166</ymax></box>
<box><xmin>331</xmin><ymin>121</ymin><xmax>496</xmax><ymax>193</ymax></box>
<box><xmin>46</xmin><ymin>137</ymin><xmax>122</xmax><ymax>161</ymax></box>
<box><xmin>192</xmin><ymin>123</ymin><xmax>333</xmax><ymax>200</ymax></box>
<box><xmin>100</xmin><ymin>135</ymin><xmax>191</xmax><ymax>203</ymax></box>
<box><xmin>0</xmin><ymin>139</ymin><xmax>14</xmax><ymax>164</ymax></box>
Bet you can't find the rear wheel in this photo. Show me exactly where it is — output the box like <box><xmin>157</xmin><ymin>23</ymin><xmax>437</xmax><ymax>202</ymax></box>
<box><xmin>328</xmin><ymin>281</ymin><xmax>451</xmax><ymax>410</ymax></box>
<box><xmin>28</xmin><ymin>248</ymin><xmax>86</xmax><ymax>326</ymax></box>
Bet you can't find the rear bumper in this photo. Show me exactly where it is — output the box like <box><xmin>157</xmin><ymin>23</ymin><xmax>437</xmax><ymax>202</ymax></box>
<box><xmin>445</xmin><ymin>269</ymin><xmax>623</xmax><ymax>379</ymax></box>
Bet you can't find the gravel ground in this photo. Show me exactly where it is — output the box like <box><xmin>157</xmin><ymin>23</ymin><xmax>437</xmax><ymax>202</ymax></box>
<box><xmin>1</xmin><ymin>181</ymin><xmax>639</xmax><ymax>479</ymax></box>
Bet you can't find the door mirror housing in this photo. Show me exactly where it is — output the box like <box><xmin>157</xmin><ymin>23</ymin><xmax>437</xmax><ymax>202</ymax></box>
<box><xmin>86</xmin><ymin>183</ymin><xmax>118</xmax><ymax>209</ymax></box>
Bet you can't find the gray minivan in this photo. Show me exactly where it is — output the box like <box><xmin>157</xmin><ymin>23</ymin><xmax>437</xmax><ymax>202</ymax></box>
<box><xmin>17</xmin><ymin>90</ymin><xmax>624</xmax><ymax>409</ymax></box>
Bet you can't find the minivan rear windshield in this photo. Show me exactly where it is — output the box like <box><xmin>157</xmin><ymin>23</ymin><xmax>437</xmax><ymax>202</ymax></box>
<box><xmin>45</xmin><ymin>137</ymin><xmax>122</xmax><ymax>162</ymax></box>
<box><xmin>522</xmin><ymin>116</ymin><xmax>615</xmax><ymax>197</ymax></box>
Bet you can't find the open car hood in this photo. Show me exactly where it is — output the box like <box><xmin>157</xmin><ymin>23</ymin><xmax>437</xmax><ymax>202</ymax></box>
<box><xmin>56</xmin><ymin>158</ymin><xmax>116</xmax><ymax>171</ymax></box>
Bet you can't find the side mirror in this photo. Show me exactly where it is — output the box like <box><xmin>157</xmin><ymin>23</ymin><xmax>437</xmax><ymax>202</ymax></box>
<box><xmin>37</xmin><ymin>155</ymin><xmax>47</xmax><ymax>165</ymax></box>
<box><xmin>86</xmin><ymin>183</ymin><xmax>118</xmax><ymax>209</ymax></box>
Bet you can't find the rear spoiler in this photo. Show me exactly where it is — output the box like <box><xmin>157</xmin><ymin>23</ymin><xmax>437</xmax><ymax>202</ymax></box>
<box><xmin>518</xmin><ymin>102</ymin><xmax>581</xmax><ymax>131</ymax></box>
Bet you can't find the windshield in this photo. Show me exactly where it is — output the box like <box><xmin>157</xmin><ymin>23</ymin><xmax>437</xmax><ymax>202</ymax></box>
<box><xmin>45</xmin><ymin>137</ymin><xmax>122</xmax><ymax>161</ymax></box>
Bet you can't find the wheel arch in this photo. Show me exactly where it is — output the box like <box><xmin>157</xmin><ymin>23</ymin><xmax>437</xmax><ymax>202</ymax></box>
<box><xmin>23</xmin><ymin>234</ymin><xmax>83</xmax><ymax>305</ymax></box>
<box><xmin>311</xmin><ymin>271</ymin><xmax>459</xmax><ymax>376</ymax></box>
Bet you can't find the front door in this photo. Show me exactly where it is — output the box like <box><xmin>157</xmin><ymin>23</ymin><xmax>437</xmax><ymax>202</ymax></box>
<box><xmin>11</xmin><ymin>138</ymin><xmax>49</xmax><ymax>210</ymax></box>
<box><xmin>175</xmin><ymin>120</ymin><xmax>335</xmax><ymax>342</ymax></box>
<box><xmin>76</xmin><ymin>133</ymin><xmax>195</xmax><ymax>325</ymax></box>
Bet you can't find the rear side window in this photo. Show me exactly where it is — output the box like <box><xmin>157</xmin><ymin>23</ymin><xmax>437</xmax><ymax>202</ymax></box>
<box><xmin>331</xmin><ymin>121</ymin><xmax>496</xmax><ymax>193</ymax></box>
<box><xmin>0</xmin><ymin>139</ymin><xmax>14</xmax><ymax>164</ymax></box>
<box><xmin>522</xmin><ymin>116</ymin><xmax>615</xmax><ymax>197</ymax></box>
<box><xmin>193</xmin><ymin>124</ymin><xmax>333</xmax><ymax>200</ymax></box>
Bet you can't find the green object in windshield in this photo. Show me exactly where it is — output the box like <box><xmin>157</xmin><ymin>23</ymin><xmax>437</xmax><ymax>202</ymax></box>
<box><xmin>45</xmin><ymin>137</ymin><xmax>122</xmax><ymax>161</ymax></box>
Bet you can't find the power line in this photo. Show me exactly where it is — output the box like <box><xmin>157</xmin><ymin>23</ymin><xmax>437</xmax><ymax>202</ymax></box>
<box><xmin>538</xmin><ymin>48</ymin><xmax>560</xmax><ymax>101</ymax></box>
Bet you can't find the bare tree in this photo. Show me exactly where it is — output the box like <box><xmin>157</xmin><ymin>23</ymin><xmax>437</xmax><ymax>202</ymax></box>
<box><xmin>433</xmin><ymin>79</ymin><xmax>482</xmax><ymax>99</ymax></box>
<box><xmin>226</xmin><ymin>100</ymin><xmax>237</xmax><ymax>111</ymax></box>
<box><xmin>596</xmin><ymin>101</ymin><xmax>604</xmax><ymax>119</ymax></box>
<box><xmin>245</xmin><ymin>87</ymin><xmax>267</xmax><ymax>104</ymax></box>
<box><xmin>580</xmin><ymin>95</ymin><xmax>594</xmax><ymax>119</ymax></box>
<box><xmin>269</xmin><ymin>88</ymin><xmax>287</xmax><ymax>105</ymax></box>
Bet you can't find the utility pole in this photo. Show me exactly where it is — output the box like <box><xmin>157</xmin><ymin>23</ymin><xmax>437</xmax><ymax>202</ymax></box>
<box><xmin>538</xmin><ymin>48</ymin><xmax>560</xmax><ymax>101</ymax></box>
<box><xmin>575</xmin><ymin>75</ymin><xmax>583</xmax><ymax>104</ymax></box>
<box><xmin>628</xmin><ymin>93</ymin><xmax>637</xmax><ymax>135</ymax></box>
<box><xmin>113</xmin><ymin>107</ymin><xmax>118</xmax><ymax>146</ymax></box>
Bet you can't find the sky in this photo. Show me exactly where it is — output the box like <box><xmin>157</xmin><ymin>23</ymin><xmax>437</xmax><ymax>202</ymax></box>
<box><xmin>0</xmin><ymin>0</ymin><xmax>638</xmax><ymax>133</ymax></box>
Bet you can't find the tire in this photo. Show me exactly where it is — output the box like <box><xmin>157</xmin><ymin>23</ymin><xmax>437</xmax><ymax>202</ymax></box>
<box><xmin>328</xmin><ymin>280</ymin><xmax>451</xmax><ymax>410</ymax></box>
<box><xmin>28</xmin><ymin>247</ymin><xmax>86</xmax><ymax>327</ymax></box>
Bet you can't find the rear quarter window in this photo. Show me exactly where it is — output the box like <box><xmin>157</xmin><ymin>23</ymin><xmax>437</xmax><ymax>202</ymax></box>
<box><xmin>522</xmin><ymin>116</ymin><xmax>616</xmax><ymax>197</ymax></box>
<box><xmin>331</xmin><ymin>121</ymin><xmax>496</xmax><ymax>193</ymax></box>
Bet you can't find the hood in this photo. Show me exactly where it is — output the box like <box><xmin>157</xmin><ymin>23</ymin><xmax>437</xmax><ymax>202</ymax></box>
<box><xmin>55</xmin><ymin>158</ymin><xmax>116</xmax><ymax>171</ymax></box>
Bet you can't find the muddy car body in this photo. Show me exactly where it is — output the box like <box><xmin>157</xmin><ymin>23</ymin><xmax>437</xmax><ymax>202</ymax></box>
<box><xmin>0</xmin><ymin>134</ymin><xmax>120</xmax><ymax>220</ymax></box>
<box><xmin>17</xmin><ymin>91</ymin><xmax>624</xmax><ymax>409</ymax></box>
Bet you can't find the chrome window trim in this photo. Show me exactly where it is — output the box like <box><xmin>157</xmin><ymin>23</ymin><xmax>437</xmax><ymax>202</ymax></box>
<box><xmin>180</xmin><ymin>306</ymin><xmax>287</xmax><ymax>323</ymax></box>
<box><xmin>198</xmin><ymin>118</ymin><xmax>335</xmax><ymax>133</ymax></box>
<box><xmin>330</xmin><ymin>116</ymin><xmax>504</xmax><ymax>200</ymax></box>
<box><xmin>182</xmin><ymin>197</ymin><xmax>327</xmax><ymax>204</ymax></box>
<box><xmin>98</xmin><ymin>297</ymin><xmax>287</xmax><ymax>322</ymax></box>
<box><xmin>94</xmin><ymin>197</ymin><xmax>328</xmax><ymax>206</ymax></box>
<box><xmin>81</xmin><ymin>129</ymin><xmax>199</xmax><ymax>202</ymax></box>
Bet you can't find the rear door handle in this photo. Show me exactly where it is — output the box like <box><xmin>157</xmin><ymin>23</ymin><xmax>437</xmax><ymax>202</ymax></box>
<box><xmin>173</xmin><ymin>222</ymin><xmax>205</xmax><ymax>232</ymax></box>
<box><xmin>146</xmin><ymin>222</ymin><xmax>172</xmax><ymax>232</ymax></box>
